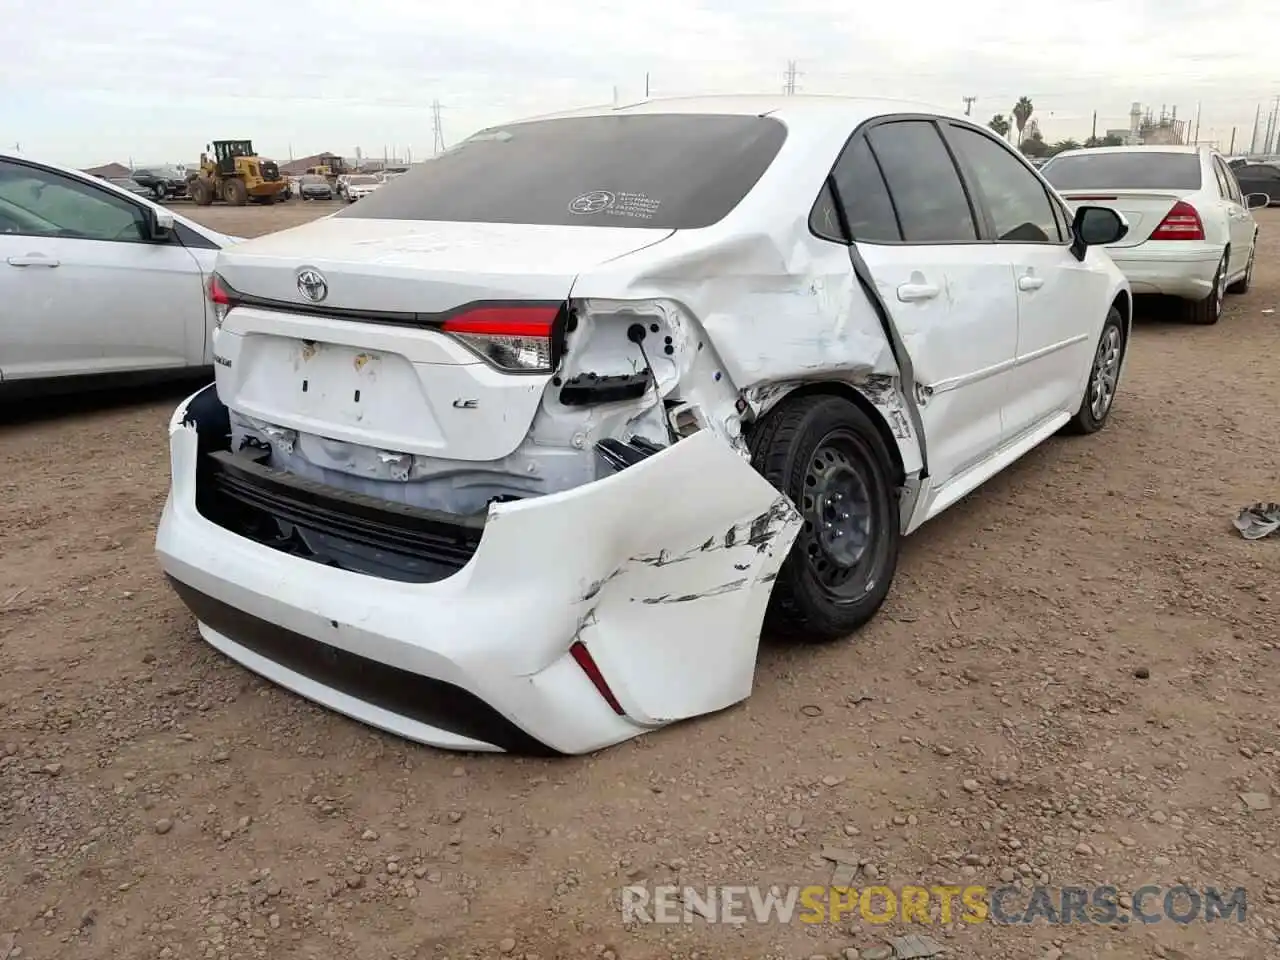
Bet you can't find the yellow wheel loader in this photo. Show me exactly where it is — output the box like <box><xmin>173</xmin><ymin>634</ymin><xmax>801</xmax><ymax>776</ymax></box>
<box><xmin>187</xmin><ymin>140</ymin><xmax>288</xmax><ymax>206</ymax></box>
<box><xmin>304</xmin><ymin>153</ymin><xmax>349</xmax><ymax>187</ymax></box>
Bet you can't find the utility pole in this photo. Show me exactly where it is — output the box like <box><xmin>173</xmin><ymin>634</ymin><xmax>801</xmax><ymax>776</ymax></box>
<box><xmin>1229</xmin><ymin>127</ymin><xmax>1236</xmax><ymax>154</ymax></box>
<box><xmin>431</xmin><ymin>99</ymin><xmax>446</xmax><ymax>155</ymax></box>
<box><xmin>1192</xmin><ymin>102</ymin><xmax>1201</xmax><ymax>144</ymax></box>
<box><xmin>645</xmin><ymin>72</ymin><xmax>650</xmax><ymax>98</ymax></box>
<box><xmin>1090</xmin><ymin>110</ymin><xmax>1097</xmax><ymax>142</ymax></box>
<box><xmin>962</xmin><ymin>96</ymin><xmax>976</xmax><ymax>116</ymax></box>
<box><xmin>783</xmin><ymin>60</ymin><xmax>800</xmax><ymax>96</ymax></box>
<box><xmin>1250</xmin><ymin>104</ymin><xmax>1261</xmax><ymax>155</ymax></box>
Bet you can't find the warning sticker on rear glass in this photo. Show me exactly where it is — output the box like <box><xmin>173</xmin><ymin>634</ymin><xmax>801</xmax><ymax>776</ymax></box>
<box><xmin>567</xmin><ymin>190</ymin><xmax>661</xmax><ymax>220</ymax></box>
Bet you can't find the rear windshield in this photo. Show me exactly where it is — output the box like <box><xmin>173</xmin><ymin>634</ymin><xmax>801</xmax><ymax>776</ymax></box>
<box><xmin>337</xmin><ymin>113</ymin><xmax>788</xmax><ymax>229</ymax></box>
<box><xmin>1041</xmin><ymin>152</ymin><xmax>1202</xmax><ymax>191</ymax></box>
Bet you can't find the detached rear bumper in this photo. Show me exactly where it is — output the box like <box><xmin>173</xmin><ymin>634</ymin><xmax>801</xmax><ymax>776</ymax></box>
<box><xmin>156</xmin><ymin>385</ymin><xmax>800</xmax><ymax>755</ymax></box>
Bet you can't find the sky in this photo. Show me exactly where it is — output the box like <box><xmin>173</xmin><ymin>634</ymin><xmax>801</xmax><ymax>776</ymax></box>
<box><xmin>4</xmin><ymin>0</ymin><xmax>1278</xmax><ymax>168</ymax></box>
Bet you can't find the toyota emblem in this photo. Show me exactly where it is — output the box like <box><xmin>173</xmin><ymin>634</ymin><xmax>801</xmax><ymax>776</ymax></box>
<box><xmin>296</xmin><ymin>266</ymin><xmax>328</xmax><ymax>303</ymax></box>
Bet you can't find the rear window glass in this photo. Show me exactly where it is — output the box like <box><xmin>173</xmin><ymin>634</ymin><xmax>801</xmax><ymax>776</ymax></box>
<box><xmin>1041</xmin><ymin>152</ymin><xmax>1202</xmax><ymax>191</ymax></box>
<box><xmin>337</xmin><ymin>114</ymin><xmax>787</xmax><ymax>229</ymax></box>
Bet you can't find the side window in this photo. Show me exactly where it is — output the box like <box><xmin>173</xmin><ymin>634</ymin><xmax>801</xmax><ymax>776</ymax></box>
<box><xmin>946</xmin><ymin>125</ymin><xmax>1062</xmax><ymax>242</ymax></box>
<box><xmin>864</xmin><ymin>120</ymin><xmax>978</xmax><ymax>243</ymax></box>
<box><xmin>818</xmin><ymin>136</ymin><xmax>901</xmax><ymax>242</ymax></box>
<box><xmin>809</xmin><ymin>180</ymin><xmax>847</xmax><ymax>241</ymax></box>
<box><xmin>1209</xmin><ymin>159</ymin><xmax>1229</xmax><ymax>198</ymax></box>
<box><xmin>1215</xmin><ymin>158</ymin><xmax>1242</xmax><ymax>202</ymax></box>
<box><xmin>0</xmin><ymin>160</ymin><xmax>147</xmax><ymax>242</ymax></box>
<box><xmin>1050</xmin><ymin>194</ymin><xmax>1071</xmax><ymax>240</ymax></box>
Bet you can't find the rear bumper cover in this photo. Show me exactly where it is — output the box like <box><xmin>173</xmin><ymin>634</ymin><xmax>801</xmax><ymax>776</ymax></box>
<box><xmin>156</xmin><ymin>385</ymin><xmax>801</xmax><ymax>755</ymax></box>
<box><xmin>1107</xmin><ymin>243</ymin><xmax>1222</xmax><ymax>299</ymax></box>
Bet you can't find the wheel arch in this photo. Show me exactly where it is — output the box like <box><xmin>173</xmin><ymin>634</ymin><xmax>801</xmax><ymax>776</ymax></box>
<box><xmin>1111</xmin><ymin>288</ymin><xmax>1132</xmax><ymax>344</ymax></box>
<box><xmin>745</xmin><ymin>379</ymin><xmax>919</xmax><ymax>488</ymax></box>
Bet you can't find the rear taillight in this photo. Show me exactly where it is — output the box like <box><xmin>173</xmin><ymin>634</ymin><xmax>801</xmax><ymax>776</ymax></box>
<box><xmin>1149</xmin><ymin>201</ymin><xmax>1205</xmax><ymax>241</ymax></box>
<box><xmin>442</xmin><ymin>305</ymin><xmax>560</xmax><ymax>372</ymax></box>
<box><xmin>208</xmin><ymin>273</ymin><xmax>233</xmax><ymax>327</ymax></box>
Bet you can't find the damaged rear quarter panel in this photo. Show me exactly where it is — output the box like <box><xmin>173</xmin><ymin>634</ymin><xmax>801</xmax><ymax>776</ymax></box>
<box><xmin>473</xmin><ymin>430</ymin><xmax>801</xmax><ymax>726</ymax></box>
<box><xmin>571</xmin><ymin>220</ymin><xmax>924</xmax><ymax>479</ymax></box>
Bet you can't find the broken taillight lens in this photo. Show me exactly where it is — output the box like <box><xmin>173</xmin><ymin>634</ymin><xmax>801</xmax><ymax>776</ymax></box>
<box><xmin>208</xmin><ymin>273</ymin><xmax>233</xmax><ymax>328</ymax></box>
<box><xmin>442</xmin><ymin>305</ymin><xmax>560</xmax><ymax>372</ymax></box>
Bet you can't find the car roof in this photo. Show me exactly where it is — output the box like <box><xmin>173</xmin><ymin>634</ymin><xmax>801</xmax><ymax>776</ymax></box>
<box><xmin>1053</xmin><ymin>144</ymin><xmax>1206</xmax><ymax>158</ymax></box>
<box><xmin>510</xmin><ymin>94</ymin><xmax>965</xmax><ymax>129</ymax></box>
<box><xmin>1047</xmin><ymin>144</ymin><xmax>1212</xmax><ymax>163</ymax></box>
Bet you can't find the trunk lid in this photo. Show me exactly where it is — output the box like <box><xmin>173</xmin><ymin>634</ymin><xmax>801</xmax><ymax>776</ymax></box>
<box><xmin>1057</xmin><ymin>190</ymin><xmax>1189</xmax><ymax>248</ymax></box>
<box><xmin>212</xmin><ymin>218</ymin><xmax>674</xmax><ymax>463</ymax></box>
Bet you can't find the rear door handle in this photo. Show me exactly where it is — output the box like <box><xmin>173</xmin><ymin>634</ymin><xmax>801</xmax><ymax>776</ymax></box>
<box><xmin>896</xmin><ymin>282</ymin><xmax>939</xmax><ymax>302</ymax></box>
<box><xmin>7</xmin><ymin>254</ymin><xmax>60</xmax><ymax>268</ymax></box>
<box><xmin>1018</xmin><ymin>275</ymin><xmax>1044</xmax><ymax>291</ymax></box>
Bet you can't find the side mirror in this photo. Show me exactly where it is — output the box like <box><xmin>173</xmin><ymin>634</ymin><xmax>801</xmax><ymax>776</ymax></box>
<box><xmin>1070</xmin><ymin>205</ymin><xmax>1128</xmax><ymax>261</ymax></box>
<box><xmin>148</xmin><ymin>207</ymin><xmax>175</xmax><ymax>241</ymax></box>
<box><xmin>1245</xmin><ymin>192</ymin><xmax>1270</xmax><ymax>210</ymax></box>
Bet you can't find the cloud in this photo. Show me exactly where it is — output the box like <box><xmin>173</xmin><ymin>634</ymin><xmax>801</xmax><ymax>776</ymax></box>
<box><xmin>4</xmin><ymin>0</ymin><xmax>1275</xmax><ymax>165</ymax></box>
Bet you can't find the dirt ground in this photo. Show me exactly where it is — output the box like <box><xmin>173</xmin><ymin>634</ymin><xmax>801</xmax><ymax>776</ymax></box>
<box><xmin>2</xmin><ymin>203</ymin><xmax>1278</xmax><ymax>960</ymax></box>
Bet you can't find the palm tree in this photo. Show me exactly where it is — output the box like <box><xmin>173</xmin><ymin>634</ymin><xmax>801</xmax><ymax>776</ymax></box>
<box><xmin>1012</xmin><ymin>97</ymin><xmax>1034</xmax><ymax>145</ymax></box>
<box><xmin>988</xmin><ymin>114</ymin><xmax>1011</xmax><ymax>139</ymax></box>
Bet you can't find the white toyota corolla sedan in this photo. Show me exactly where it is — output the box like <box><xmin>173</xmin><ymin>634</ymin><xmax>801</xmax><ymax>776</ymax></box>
<box><xmin>1041</xmin><ymin>144</ymin><xmax>1266</xmax><ymax>324</ymax></box>
<box><xmin>156</xmin><ymin>96</ymin><xmax>1131</xmax><ymax>755</ymax></box>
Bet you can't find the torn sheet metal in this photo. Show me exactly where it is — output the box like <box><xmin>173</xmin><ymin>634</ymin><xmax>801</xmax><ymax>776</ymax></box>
<box><xmin>1234</xmin><ymin>502</ymin><xmax>1280</xmax><ymax>540</ymax></box>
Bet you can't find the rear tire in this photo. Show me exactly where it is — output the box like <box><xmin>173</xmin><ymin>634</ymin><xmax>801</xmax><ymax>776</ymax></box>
<box><xmin>1065</xmin><ymin>306</ymin><xmax>1125</xmax><ymax>435</ymax></box>
<box><xmin>222</xmin><ymin>177</ymin><xmax>248</xmax><ymax>206</ymax></box>
<box><xmin>1186</xmin><ymin>253</ymin><xmax>1226</xmax><ymax>324</ymax></box>
<box><xmin>1226</xmin><ymin>239</ymin><xmax>1255</xmax><ymax>294</ymax></box>
<box><xmin>749</xmin><ymin>394</ymin><xmax>900</xmax><ymax>643</ymax></box>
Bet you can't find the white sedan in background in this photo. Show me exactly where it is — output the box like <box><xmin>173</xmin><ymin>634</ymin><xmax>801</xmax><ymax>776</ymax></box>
<box><xmin>0</xmin><ymin>151</ymin><xmax>240</xmax><ymax>397</ymax></box>
<box><xmin>157</xmin><ymin>96</ymin><xmax>1131</xmax><ymax>755</ymax></box>
<box><xmin>1041</xmin><ymin>145</ymin><xmax>1267</xmax><ymax>324</ymax></box>
<box><xmin>342</xmin><ymin>174</ymin><xmax>384</xmax><ymax>202</ymax></box>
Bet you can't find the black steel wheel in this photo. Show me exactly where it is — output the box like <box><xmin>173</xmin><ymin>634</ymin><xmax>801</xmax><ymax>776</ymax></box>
<box><xmin>750</xmin><ymin>393</ymin><xmax>900</xmax><ymax>642</ymax></box>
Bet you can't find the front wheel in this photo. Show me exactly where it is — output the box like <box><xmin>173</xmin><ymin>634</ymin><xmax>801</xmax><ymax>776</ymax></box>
<box><xmin>749</xmin><ymin>394</ymin><xmax>900</xmax><ymax>643</ymax></box>
<box><xmin>1065</xmin><ymin>306</ymin><xmax>1126</xmax><ymax>435</ymax></box>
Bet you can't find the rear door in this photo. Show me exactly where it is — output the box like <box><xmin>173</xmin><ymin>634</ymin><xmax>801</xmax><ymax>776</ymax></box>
<box><xmin>1212</xmin><ymin>155</ymin><xmax>1253</xmax><ymax>275</ymax></box>
<box><xmin>941</xmin><ymin>121</ymin><xmax>1104</xmax><ymax>435</ymax></box>
<box><xmin>0</xmin><ymin>158</ymin><xmax>206</xmax><ymax>381</ymax></box>
<box><xmin>828</xmin><ymin>118</ymin><xmax>1019</xmax><ymax>493</ymax></box>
